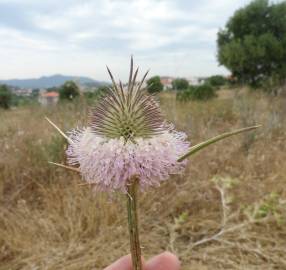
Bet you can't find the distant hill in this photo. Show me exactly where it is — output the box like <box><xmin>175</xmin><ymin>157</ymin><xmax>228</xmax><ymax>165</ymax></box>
<box><xmin>0</xmin><ymin>74</ymin><xmax>108</xmax><ymax>89</ymax></box>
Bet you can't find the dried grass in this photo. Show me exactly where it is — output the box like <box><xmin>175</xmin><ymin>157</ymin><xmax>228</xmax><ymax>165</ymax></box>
<box><xmin>0</xmin><ymin>89</ymin><xmax>286</xmax><ymax>269</ymax></box>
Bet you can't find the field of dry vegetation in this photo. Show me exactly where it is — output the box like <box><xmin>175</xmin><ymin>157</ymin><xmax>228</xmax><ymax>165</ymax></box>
<box><xmin>0</xmin><ymin>88</ymin><xmax>286</xmax><ymax>270</ymax></box>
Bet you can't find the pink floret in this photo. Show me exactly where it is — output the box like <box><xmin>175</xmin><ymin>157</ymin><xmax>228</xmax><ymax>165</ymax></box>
<box><xmin>66</xmin><ymin>127</ymin><xmax>190</xmax><ymax>192</ymax></box>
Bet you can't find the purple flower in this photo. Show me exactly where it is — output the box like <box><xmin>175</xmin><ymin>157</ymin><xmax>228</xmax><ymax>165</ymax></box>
<box><xmin>67</xmin><ymin>126</ymin><xmax>190</xmax><ymax>192</ymax></box>
<box><xmin>65</xmin><ymin>58</ymin><xmax>190</xmax><ymax>192</ymax></box>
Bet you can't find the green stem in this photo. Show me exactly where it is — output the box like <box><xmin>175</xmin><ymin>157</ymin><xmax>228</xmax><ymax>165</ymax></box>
<box><xmin>177</xmin><ymin>125</ymin><xmax>261</xmax><ymax>162</ymax></box>
<box><xmin>127</xmin><ymin>179</ymin><xmax>142</xmax><ymax>270</ymax></box>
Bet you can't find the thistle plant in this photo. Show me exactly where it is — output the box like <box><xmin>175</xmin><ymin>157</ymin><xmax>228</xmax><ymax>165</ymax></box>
<box><xmin>47</xmin><ymin>58</ymin><xmax>260</xmax><ymax>270</ymax></box>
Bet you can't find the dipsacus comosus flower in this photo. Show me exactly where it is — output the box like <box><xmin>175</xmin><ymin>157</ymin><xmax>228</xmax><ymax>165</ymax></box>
<box><xmin>66</xmin><ymin>59</ymin><xmax>190</xmax><ymax>192</ymax></box>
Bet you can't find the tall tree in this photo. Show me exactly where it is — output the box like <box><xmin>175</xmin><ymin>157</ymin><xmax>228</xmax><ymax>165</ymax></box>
<box><xmin>0</xmin><ymin>84</ymin><xmax>12</xmax><ymax>109</ymax></box>
<box><xmin>59</xmin><ymin>81</ymin><xmax>80</xmax><ymax>100</ymax></box>
<box><xmin>217</xmin><ymin>0</ymin><xmax>286</xmax><ymax>86</ymax></box>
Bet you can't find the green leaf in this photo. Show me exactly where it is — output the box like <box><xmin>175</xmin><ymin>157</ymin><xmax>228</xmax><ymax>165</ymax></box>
<box><xmin>177</xmin><ymin>125</ymin><xmax>261</xmax><ymax>162</ymax></box>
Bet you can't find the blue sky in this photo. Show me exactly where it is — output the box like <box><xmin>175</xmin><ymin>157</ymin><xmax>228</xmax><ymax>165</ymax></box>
<box><xmin>0</xmin><ymin>0</ymin><xmax>254</xmax><ymax>81</ymax></box>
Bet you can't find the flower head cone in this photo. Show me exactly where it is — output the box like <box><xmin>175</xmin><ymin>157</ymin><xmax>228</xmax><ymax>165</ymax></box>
<box><xmin>66</xmin><ymin>58</ymin><xmax>190</xmax><ymax>192</ymax></box>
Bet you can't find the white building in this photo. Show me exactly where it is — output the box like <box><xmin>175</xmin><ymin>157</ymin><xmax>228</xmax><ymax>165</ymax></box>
<box><xmin>187</xmin><ymin>77</ymin><xmax>205</xmax><ymax>86</ymax></box>
<box><xmin>160</xmin><ymin>76</ymin><xmax>174</xmax><ymax>90</ymax></box>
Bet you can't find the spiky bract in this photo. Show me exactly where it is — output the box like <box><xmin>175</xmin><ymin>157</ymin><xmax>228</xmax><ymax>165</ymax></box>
<box><xmin>91</xmin><ymin>58</ymin><xmax>163</xmax><ymax>141</ymax></box>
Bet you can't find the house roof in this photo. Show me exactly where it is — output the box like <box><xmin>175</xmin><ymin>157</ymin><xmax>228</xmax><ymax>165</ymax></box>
<box><xmin>41</xmin><ymin>91</ymin><xmax>59</xmax><ymax>97</ymax></box>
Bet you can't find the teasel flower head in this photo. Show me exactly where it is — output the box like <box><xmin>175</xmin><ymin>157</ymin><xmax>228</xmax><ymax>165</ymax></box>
<box><xmin>66</xmin><ymin>58</ymin><xmax>190</xmax><ymax>192</ymax></box>
<box><xmin>46</xmin><ymin>58</ymin><xmax>260</xmax><ymax>270</ymax></box>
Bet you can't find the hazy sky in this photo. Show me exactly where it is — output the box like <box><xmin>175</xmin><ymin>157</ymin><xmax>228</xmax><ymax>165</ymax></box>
<box><xmin>0</xmin><ymin>0</ymin><xmax>254</xmax><ymax>81</ymax></box>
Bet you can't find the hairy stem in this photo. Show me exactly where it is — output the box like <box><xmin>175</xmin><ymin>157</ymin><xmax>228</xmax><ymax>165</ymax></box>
<box><xmin>127</xmin><ymin>179</ymin><xmax>142</xmax><ymax>270</ymax></box>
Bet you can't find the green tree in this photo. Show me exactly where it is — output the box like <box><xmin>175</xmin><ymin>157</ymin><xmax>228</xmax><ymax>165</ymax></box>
<box><xmin>217</xmin><ymin>0</ymin><xmax>286</xmax><ymax>87</ymax></box>
<box><xmin>59</xmin><ymin>81</ymin><xmax>80</xmax><ymax>100</ymax></box>
<box><xmin>146</xmin><ymin>76</ymin><xmax>163</xmax><ymax>93</ymax></box>
<box><xmin>0</xmin><ymin>84</ymin><xmax>12</xmax><ymax>109</ymax></box>
<box><xmin>172</xmin><ymin>78</ymin><xmax>189</xmax><ymax>91</ymax></box>
<box><xmin>206</xmin><ymin>75</ymin><xmax>227</xmax><ymax>88</ymax></box>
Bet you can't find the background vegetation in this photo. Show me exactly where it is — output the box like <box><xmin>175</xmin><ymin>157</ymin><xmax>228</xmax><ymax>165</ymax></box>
<box><xmin>217</xmin><ymin>0</ymin><xmax>286</xmax><ymax>91</ymax></box>
<box><xmin>177</xmin><ymin>84</ymin><xmax>216</xmax><ymax>101</ymax></box>
<box><xmin>0</xmin><ymin>85</ymin><xmax>12</xmax><ymax>109</ymax></box>
<box><xmin>172</xmin><ymin>78</ymin><xmax>189</xmax><ymax>91</ymax></box>
<box><xmin>1</xmin><ymin>88</ymin><xmax>286</xmax><ymax>270</ymax></box>
<box><xmin>146</xmin><ymin>76</ymin><xmax>163</xmax><ymax>93</ymax></box>
<box><xmin>59</xmin><ymin>81</ymin><xmax>80</xmax><ymax>101</ymax></box>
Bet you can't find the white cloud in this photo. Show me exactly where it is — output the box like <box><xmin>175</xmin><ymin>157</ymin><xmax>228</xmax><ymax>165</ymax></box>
<box><xmin>0</xmin><ymin>0</ymin><xmax>254</xmax><ymax>80</ymax></box>
<box><xmin>0</xmin><ymin>27</ymin><xmax>59</xmax><ymax>51</ymax></box>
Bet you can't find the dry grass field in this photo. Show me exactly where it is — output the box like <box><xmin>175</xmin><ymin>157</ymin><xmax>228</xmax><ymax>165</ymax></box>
<box><xmin>0</xmin><ymin>89</ymin><xmax>286</xmax><ymax>270</ymax></box>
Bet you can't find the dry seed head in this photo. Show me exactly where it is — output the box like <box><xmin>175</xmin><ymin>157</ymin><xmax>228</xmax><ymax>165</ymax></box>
<box><xmin>90</xmin><ymin>58</ymin><xmax>164</xmax><ymax>141</ymax></box>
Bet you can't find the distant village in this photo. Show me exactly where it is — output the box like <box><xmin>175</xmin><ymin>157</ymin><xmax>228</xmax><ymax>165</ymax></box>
<box><xmin>8</xmin><ymin>75</ymin><xmax>208</xmax><ymax>106</ymax></box>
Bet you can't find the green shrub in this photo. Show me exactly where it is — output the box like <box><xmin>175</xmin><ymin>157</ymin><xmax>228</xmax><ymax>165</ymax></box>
<box><xmin>146</xmin><ymin>76</ymin><xmax>163</xmax><ymax>93</ymax></box>
<box><xmin>206</xmin><ymin>75</ymin><xmax>227</xmax><ymax>88</ymax></box>
<box><xmin>176</xmin><ymin>89</ymin><xmax>192</xmax><ymax>101</ymax></box>
<box><xmin>177</xmin><ymin>83</ymin><xmax>216</xmax><ymax>101</ymax></box>
<box><xmin>0</xmin><ymin>84</ymin><xmax>12</xmax><ymax>109</ymax></box>
<box><xmin>172</xmin><ymin>78</ymin><xmax>189</xmax><ymax>91</ymax></box>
